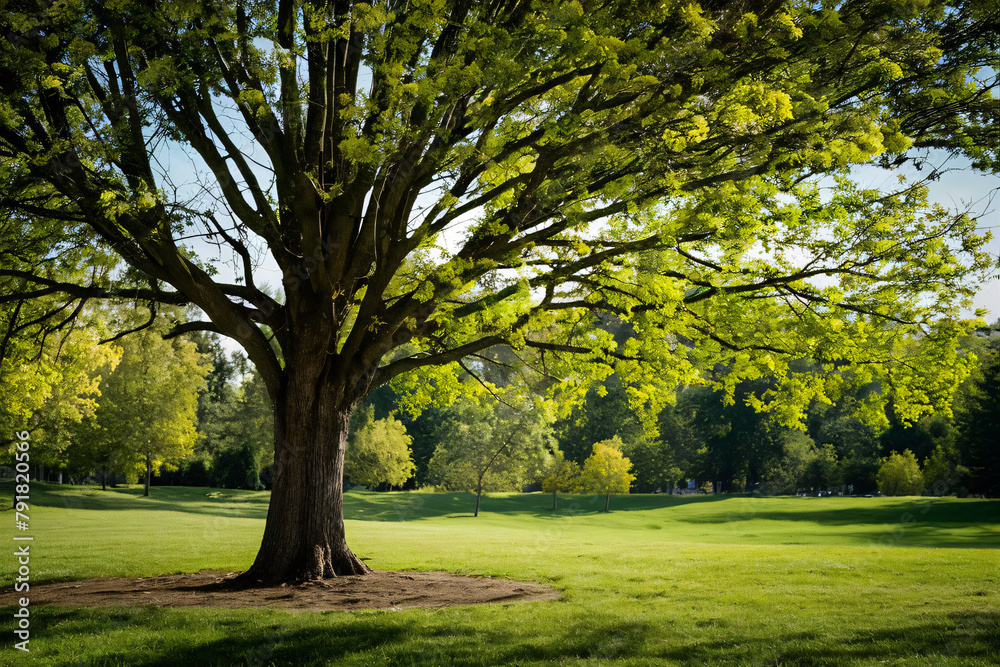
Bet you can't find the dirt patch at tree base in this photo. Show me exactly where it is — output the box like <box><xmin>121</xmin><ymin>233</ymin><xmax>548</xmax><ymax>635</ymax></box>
<box><xmin>9</xmin><ymin>570</ymin><xmax>561</xmax><ymax>612</ymax></box>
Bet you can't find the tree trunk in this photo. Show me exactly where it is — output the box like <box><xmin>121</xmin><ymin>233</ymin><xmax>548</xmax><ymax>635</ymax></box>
<box><xmin>552</xmin><ymin>489</ymin><xmax>557</xmax><ymax>511</ymax></box>
<box><xmin>604</xmin><ymin>493</ymin><xmax>611</xmax><ymax>512</ymax></box>
<box><xmin>239</xmin><ymin>371</ymin><xmax>370</xmax><ymax>583</ymax></box>
<box><xmin>475</xmin><ymin>479</ymin><xmax>483</xmax><ymax>517</ymax></box>
<box><xmin>144</xmin><ymin>456</ymin><xmax>151</xmax><ymax>497</ymax></box>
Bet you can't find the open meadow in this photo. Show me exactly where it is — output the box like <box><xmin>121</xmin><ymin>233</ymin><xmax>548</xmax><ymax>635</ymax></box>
<box><xmin>2</xmin><ymin>483</ymin><xmax>999</xmax><ymax>666</ymax></box>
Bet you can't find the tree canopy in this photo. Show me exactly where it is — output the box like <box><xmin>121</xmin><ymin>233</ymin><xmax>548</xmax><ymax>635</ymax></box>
<box><xmin>2</xmin><ymin>0</ymin><xmax>996</xmax><ymax>414</ymax></box>
<box><xmin>1</xmin><ymin>0</ymin><xmax>998</xmax><ymax>581</ymax></box>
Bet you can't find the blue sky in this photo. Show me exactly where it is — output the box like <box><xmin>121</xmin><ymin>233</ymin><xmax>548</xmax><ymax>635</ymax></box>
<box><xmin>852</xmin><ymin>158</ymin><xmax>999</xmax><ymax>322</ymax></box>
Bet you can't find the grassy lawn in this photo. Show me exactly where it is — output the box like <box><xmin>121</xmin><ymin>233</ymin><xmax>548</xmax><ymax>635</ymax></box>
<box><xmin>2</xmin><ymin>483</ymin><xmax>998</xmax><ymax>665</ymax></box>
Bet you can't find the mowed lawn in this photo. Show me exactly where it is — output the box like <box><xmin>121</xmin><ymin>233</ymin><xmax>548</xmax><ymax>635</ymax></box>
<box><xmin>2</xmin><ymin>483</ymin><xmax>998</xmax><ymax>666</ymax></box>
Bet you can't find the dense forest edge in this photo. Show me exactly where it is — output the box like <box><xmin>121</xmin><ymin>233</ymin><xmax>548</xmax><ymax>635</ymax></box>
<box><xmin>6</xmin><ymin>319</ymin><xmax>998</xmax><ymax>500</ymax></box>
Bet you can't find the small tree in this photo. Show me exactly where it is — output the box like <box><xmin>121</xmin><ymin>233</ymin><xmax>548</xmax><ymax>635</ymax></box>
<box><xmin>801</xmin><ymin>443</ymin><xmax>842</xmax><ymax>493</ymax></box>
<box><xmin>876</xmin><ymin>450</ymin><xmax>924</xmax><ymax>496</ymax></box>
<box><xmin>922</xmin><ymin>444</ymin><xmax>967</xmax><ymax>496</ymax></box>
<box><xmin>428</xmin><ymin>397</ymin><xmax>553</xmax><ymax>516</ymax></box>
<box><xmin>580</xmin><ymin>437</ymin><xmax>636</xmax><ymax>512</ymax></box>
<box><xmin>542</xmin><ymin>456</ymin><xmax>582</xmax><ymax>511</ymax></box>
<box><xmin>345</xmin><ymin>406</ymin><xmax>415</xmax><ymax>490</ymax></box>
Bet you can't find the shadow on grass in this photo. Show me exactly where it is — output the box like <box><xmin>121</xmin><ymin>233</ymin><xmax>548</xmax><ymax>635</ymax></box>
<box><xmin>342</xmin><ymin>490</ymin><xmax>1000</xmax><ymax>537</ymax></box>
<box><xmin>10</xmin><ymin>483</ymin><xmax>1000</xmax><ymax>549</ymax></box>
<box><xmin>0</xmin><ymin>482</ymin><xmax>270</xmax><ymax>520</ymax></box>
<box><xmin>340</xmin><ymin>490</ymin><xmax>733</xmax><ymax>522</ymax></box>
<box><xmin>15</xmin><ymin>605</ymin><xmax>411</xmax><ymax>666</ymax></box>
<box><xmin>659</xmin><ymin>610</ymin><xmax>1000</xmax><ymax>665</ymax></box>
<box><xmin>11</xmin><ymin>605</ymin><xmax>999</xmax><ymax>666</ymax></box>
<box><xmin>675</xmin><ymin>498</ymin><xmax>1000</xmax><ymax>527</ymax></box>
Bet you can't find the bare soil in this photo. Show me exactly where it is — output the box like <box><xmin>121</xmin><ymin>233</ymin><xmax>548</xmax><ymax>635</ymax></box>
<box><xmin>7</xmin><ymin>570</ymin><xmax>560</xmax><ymax>612</ymax></box>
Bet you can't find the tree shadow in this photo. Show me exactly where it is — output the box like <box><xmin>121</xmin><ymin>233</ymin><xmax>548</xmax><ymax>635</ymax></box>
<box><xmin>659</xmin><ymin>610</ymin><xmax>1000</xmax><ymax>664</ymax></box>
<box><xmin>11</xmin><ymin>605</ymin><xmax>999</xmax><ymax>665</ymax></box>
<box><xmin>15</xmin><ymin>483</ymin><xmax>1000</xmax><ymax>551</ymax></box>
<box><xmin>340</xmin><ymin>490</ymin><xmax>733</xmax><ymax>522</ymax></box>
<box><xmin>6</xmin><ymin>482</ymin><xmax>270</xmax><ymax>520</ymax></box>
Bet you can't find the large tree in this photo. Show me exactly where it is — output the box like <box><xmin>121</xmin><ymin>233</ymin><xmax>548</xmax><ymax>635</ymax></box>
<box><xmin>1</xmin><ymin>1</ymin><xmax>997</xmax><ymax>582</ymax></box>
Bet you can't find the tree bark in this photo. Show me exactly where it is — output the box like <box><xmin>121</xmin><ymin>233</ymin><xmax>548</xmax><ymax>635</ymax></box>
<box><xmin>144</xmin><ymin>456</ymin><xmax>151</xmax><ymax>497</ymax></box>
<box><xmin>239</xmin><ymin>365</ymin><xmax>371</xmax><ymax>583</ymax></box>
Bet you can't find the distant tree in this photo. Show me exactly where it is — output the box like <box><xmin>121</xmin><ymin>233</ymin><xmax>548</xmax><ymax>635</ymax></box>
<box><xmin>215</xmin><ymin>370</ymin><xmax>275</xmax><ymax>489</ymax></box>
<box><xmin>954</xmin><ymin>339</ymin><xmax>1000</xmax><ymax>496</ymax></box>
<box><xmin>428</xmin><ymin>397</ymin><xmax>554</xmax><ymax>517</ymax></box>
<box><xmin>554</xmin><ymin>374</ymin><xmax>646</xmax><ymax>465</ymax></box>
<box><xmin>801</xmin><ymin>443</ymin><xmax>842</xmax><ymax>493</ymax></box>
<box><xmin>189</xmin><ymin>332</ymin><xmax>243</xmax><ymax>459</ymax></box>
<box><xmin>580</xmin><ymin>437</ymin><xmax>636</xmax><ymax>512</ymax></box>
<box><xmin>762</xmin><ymin>430</ymin><xmax>816</xmax><ymax>495</ymax></box>
<box><xmin>21</xmin><ymin>333</ymin><xmax>121</xmax><ymax>477</ymax></box>
<box><xmin>90</xmin><ymin>324</ymin><xmax>207</xmax><ymax>496</ymax></box>
<box><xmin>876</xmin><ymin>450</ymin><xmax>924</xmax><ymax>496</ymax></box>
<box><xmin>922</xmin><ymin>443</ymin><xmax>967</xmax><ymax>496</ymax></box>
<box><xmin>398</xmin><ymin>405</ymin><xmax>445</xmax><ymax>489</ymax></box>
<box><xmin>345</xmin><ymin>405</ymin><xmax>415</xmax><ymax>489</ymax></box>
<box><xmin>687</xmin><ymin>382</ymin><xmax>786</xmax><ymax>492</ymax></box>
<box><xmin>180</xmin><ymin>336</ymin><xmax>274</xmax><ymax>490</ymax></box>
<box><xmin>880</xmin><ymin>413</ymin><xmax>957</xmax><ymax>468</ymax></box>
<box><xmin>805</xmin><ymin>381</ymin><xmax>893</xmax><ymax>494</ymax></box>
<box><xmin>213</xmin><ymin>443</ymin><xmax>263</xmax><ymax>490</ymax></box>
<box><xmin>68</xmin><ymin>413</ymin><xmax>117</xmax><ymax>490</ymax></box>
<box><xmin>623</xmin><ymin>438</ymin><xmax>683</xmax><ymax>494</ymax></box>
<box><xmin>1</xmin><ymin>315</ymin><xmax>120</xmax><ymax>476</ymax></box>
<box><xmin>542</xmin><ymin>456</ymin><xmax>582</xmax><ymax>511</ymax></box>
<box><xmin>656</xmin><ymin>398</ymin><xmax>701</xmax><ymax>494</ymax></box>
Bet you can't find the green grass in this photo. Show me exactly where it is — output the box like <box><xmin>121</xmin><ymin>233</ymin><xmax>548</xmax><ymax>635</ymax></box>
<box><xmin>3</xmin><ymin>483</ymin><xmax>999</xmax><ymax>665</ymax></box>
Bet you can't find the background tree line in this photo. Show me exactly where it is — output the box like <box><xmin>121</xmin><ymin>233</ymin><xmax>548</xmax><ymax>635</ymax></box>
<box><xmin>8</xmin><ymin>313</ymin><xmax>995</xmax><ymax>499</ymax></box>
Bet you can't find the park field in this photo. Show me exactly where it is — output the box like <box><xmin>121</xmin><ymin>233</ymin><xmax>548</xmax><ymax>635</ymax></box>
<box><xmin>2</xmin><ymin>483</ymin><xmax>999</xmax><ymax>665</ymax></box>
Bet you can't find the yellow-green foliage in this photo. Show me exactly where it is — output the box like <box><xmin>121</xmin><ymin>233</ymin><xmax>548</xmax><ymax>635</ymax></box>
<box><xmin>877</xmin><ymin>449</ymin><xmax>924</xmax><ymax>496</ymax></box>
<box><xmin>94</xmin><ymin>323</ymin><xmax>207</xmax><ymax>481</ymax></box>
<box><xmin>580</xmin><ymin>436</ymin><xmax>635</xmax><ymax>496</ymax></box>
<box><xmin>542</xmin><ymin>457</ymin><xmax>582</xmax><ymax>494</ymax></box>
<box><xmin>345</xmin><ymin>405</ymin><xmax>416</xmax><ymax>489</ymax></box>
